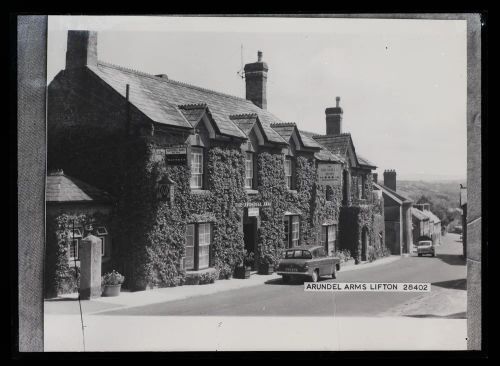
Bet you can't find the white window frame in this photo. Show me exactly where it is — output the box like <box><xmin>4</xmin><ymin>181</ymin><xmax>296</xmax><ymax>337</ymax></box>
<box><xmin>291</xmin><ymin>216</ymin><xmax>300</xmax><ymax>247</ymax></box>
<box><xmin>285</xmin><ymin>158</ymin><xmax>292</xmax><ymax>189</ymax></box>
<box><xmin>190</xmin><ymin>147</ymin><xmax>204</xmax><ymax>189</ymax></box>
<box><xmin>185</xmin><ymin>224</ymin><xmax>195</xmax><ymax>270</ymax></box>
<box><xmin>69</xmin><ymin>238</ymin><xmax>79</xmax><ymax>260</ymax></box>
<box><xmin>198</xmin><ymin>223</ymin><xmax>211</xmax><ymax>270</ymax></box>
<box><xmin>185</xmin><ymin>222</ymin><xmax>212</xmax><ymax>271</ymax></box>
<box><xmin>245</xmin><ymin>152</ymin><xmax>254</xmax><ymax>189</ymax></box>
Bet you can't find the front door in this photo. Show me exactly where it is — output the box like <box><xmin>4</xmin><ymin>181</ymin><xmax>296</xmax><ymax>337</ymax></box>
<box><xmin>243</xmin><ymin>218</ymin><xmax>257</xmax><ymax>269</ymax></box>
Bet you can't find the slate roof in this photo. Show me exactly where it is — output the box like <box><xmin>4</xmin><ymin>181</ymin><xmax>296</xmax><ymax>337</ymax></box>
<box><xmin>299</xmin><ymin>130</ymin><xmax>345</xmax><ymax>163</ymax></box>
<box><xmin>178</xmin><ymin>103</ymin><xmax>208</xmax><ymax>126</ymax></box>
<box><xmin>373</xmin><ymin>182</ymin><xmax>412</xmax><ymax>204</ymax></box>
<box><xmin>411</xmin><ymin>207</ymin><xmax>429</xmax><ymax>221</ymax></box>
<box><xmin>311</xmin><ymin>133</ymin><xmax>352</xmax><ymax>158</ymax></box>
<box><xmin>229</xmin><ymin>114</ymin><xmax>258</xmax><ymax>136</ymax></box>
<box><xmin>357</xmin><ymin>154</ymin><xmax>376</xmax><ymax>168</ymax></box>
<box><xmin>46</xmin><ymin>170</ymin><xmax>113</xmax><ymax>204</ymax></box>
<box><xmin>270</xmin><ymin>122</ymin><xmax>296</xmax><ymax>141</ymax></box>
<box><xmin>87</xmin><ymin>61</ymin><xmax>287</xmax><ymax>143</ymax></box>
<box><xmin>297</xmin><ymin>130</ymin><xmax>323</xmax><ymax>150</ymax></box>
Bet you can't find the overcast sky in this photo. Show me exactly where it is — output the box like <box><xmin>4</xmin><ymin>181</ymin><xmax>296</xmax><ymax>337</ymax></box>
<box><xmin>48</xmin><ymin>16</ymin><xmax>467</xmax><ymax>181</ymax></box>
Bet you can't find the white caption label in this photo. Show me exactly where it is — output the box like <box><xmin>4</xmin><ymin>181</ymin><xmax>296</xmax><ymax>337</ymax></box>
<box><xmin>304</xmin><ymin>282</ymin><xmax>431</xmax><ymax>292</ymax></box>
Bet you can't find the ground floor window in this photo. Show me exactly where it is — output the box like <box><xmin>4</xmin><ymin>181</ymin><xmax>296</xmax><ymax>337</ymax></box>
<box><xmin>68</xmin><ymin>227</ymin><xmax>83</xmax><ymax>260</ymax></box>
<box><xmin>284</xmin><ymin>215</ymin><xmax>300</xmax><ymax>248</ymax></box>
<box><xmin>96</xmin><ymin>226</ymin><xmax>108</xmax><ymax>257</ymax></box>
<box><xmin>322</xmin><ymin>225</ymin><xmax>337</xmax><ymax>256</ymax></box>
<box><xmin>69</xmin><ymin>239</ymin><xmax>79</xmax><ymax>260</ymax></box>
<box><xmin>185</xmin><ymin>223</ymin><xmax>212</xmax><ymax>270</ymax></box>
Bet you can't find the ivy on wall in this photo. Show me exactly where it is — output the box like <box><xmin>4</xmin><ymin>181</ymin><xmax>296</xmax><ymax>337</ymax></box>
<box><xmin>45</xmin><ymin>212</ymin><xmax>110</xmax><ymax>298</ymax></box>
<box><xmin>256</xmin><ymin>152</ymin><xmax>287</xmax><ymax>268</ymax></box>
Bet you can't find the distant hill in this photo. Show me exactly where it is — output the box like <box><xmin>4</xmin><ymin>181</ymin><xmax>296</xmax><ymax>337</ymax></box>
<box><xmin>385</xmin><ymin>180</ymin><xmax>466</xmax><ymax>228</ymax></box>
<box><xmin>395</xmin><ymin>180</ymin><xmax>466</xmax><ymax>208</ymax></box>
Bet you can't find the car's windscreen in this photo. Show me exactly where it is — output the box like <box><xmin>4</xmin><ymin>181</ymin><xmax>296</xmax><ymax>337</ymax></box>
<box><xmin>418</xmin><ymin>241</ymin><xmax>432</xmax><ymax>245</ymax></box>
<box><xmin>284</xmin><ymin>250</ymin><xmax>312</xmax><ymax>259</ymax></box>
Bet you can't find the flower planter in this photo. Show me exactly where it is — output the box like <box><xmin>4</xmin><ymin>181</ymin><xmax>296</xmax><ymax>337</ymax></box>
<box><xmin>102</xmin><ymin>284</ymin><xmax>121</xmax><ymax>297</ymax></box>
<box><xmin>258</xmin><ymin>263</ymin><xmax>274</xmax><ymax>275</ymax></box>
<box><xmin>234</xmin><ymin>266</ymin><xmax>251</xmax><ymax>279</ymax></box>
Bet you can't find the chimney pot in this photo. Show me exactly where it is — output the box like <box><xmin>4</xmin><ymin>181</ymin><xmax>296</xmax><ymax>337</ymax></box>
<box><xmin>257</xmin><ymin>51</ymin><xmax>263</xmax><ymax>62</ymax></box>
<box><xmin>336</xmin><ymin>96</ymin><xmax>340</xmax><ymax>108</ymax></box>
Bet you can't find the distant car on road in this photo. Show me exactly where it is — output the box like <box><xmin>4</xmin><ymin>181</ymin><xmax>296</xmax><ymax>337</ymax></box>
<box><xmin>416</xmin><ymin>239</ymin><xmax>435</xmax><ymax>257</ymax></box>
<box><xmin>277</xmin><ymin>245</ymin><xmax>340</xmax><ymax>283</ymax></box>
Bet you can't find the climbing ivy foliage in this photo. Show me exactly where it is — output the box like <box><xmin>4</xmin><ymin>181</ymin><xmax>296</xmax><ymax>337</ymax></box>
<box><xmin>116</xmin><ymin>142</ymin><xmax>249</xmax><ymax>289</ymax></box>
<box><xmin>45</xmin><ymin>212</ymin><xmax>110</xmax><ymax>298</ymax></box>
<box><xmin>256</xmin><ymin>152</ymin><xmax>287</xmax><ymax>267</ymax></box>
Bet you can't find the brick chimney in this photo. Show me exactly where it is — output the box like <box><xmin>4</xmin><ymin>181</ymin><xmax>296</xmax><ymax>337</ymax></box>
<box><xmin>66</xmin><ymin>30</ymin><xmax>98</xmax><ymax>70</ymax></box>
<box><xmin>326</xmin><ymin>96</ymin><xmax>343</xmax><ymax>135</ymax></box>
<box><xmin>244</xmin><ymin>51</ymin><xmax>268</xmax><ymax>110</ymax></box>
<box><xmin>383</xmin><ymin>169</ymin><xmax>397</xmax><ymax>191</ymax></box>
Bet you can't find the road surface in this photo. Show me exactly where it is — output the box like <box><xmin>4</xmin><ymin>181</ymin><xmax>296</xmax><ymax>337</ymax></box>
<box><xmin>99</xmin><ymin>233</ymin><xmax>466</xmax><ymax>317</ymax></box>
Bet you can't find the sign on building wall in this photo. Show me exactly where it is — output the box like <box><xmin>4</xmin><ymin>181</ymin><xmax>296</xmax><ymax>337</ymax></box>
<box><xmin>248</xmin><ymin>207</ymin><xmax>260</xmax><ymax>217</ymax></box>
<box><xmin>165</xmin><ymin>145</ymin><xmax>188</xmax><ymax>165</ymax></box>
<box><xmin>318</xmin><ymin>163</ymin><xmax>342</xmax><ymax>186</ymax></box>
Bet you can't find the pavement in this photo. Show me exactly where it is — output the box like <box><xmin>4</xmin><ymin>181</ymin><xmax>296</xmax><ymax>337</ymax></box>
<box><xmin>44</xmin><ymin>234</ymin><xmax>467</xmax><ymax>351</ymax></box>
<box><xmin>45</xmin><ymin>254</ymin><xmax>401</xmax><ymax>315</ymax></box>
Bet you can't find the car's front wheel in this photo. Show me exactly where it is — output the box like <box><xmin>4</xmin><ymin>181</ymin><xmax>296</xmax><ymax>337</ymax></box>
<box><xmin>310</xmin><ymin>269</ymin><xmax>319</xmax><ymax>283</ymax></box>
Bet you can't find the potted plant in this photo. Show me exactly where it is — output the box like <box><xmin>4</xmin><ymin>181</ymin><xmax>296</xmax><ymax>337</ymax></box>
<box><xmin>235</xmin><ymin>251</ymin><xmax>253</xmax><ymax>279</ymax></box>
<box><xmin>101</xmin><ymin>270</ymin><xmax>125</xmax><ymax>297</ymax></box>
<box><xmin>258</xmin><ymin>254</ymin><xmax>275</xmax><ymax>275</ymax></box>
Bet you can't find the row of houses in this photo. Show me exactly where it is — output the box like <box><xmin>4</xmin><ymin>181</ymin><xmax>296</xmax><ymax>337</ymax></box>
<box><xmin>44</xmin><ymin>30</ymin><xmax>436</xmax><ymax>296</ymax></box>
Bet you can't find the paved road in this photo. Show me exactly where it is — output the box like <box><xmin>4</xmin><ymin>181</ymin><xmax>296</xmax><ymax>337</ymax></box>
<box><xmin>100</xmin><ymin>233</ymin><xmax>466</xmax><ymax>317</ymax></box>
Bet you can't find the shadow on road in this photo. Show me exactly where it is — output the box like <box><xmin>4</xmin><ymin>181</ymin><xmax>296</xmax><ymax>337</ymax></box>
<box><xmin>264</xmin><ymin>278</ymin><xmax>304</xmax><ymax>286</ymax></box>
<box><xmin>45</xmin><ymin>297</ymin><xmax>79</xmax><ymax>302</ymax></box>
<box><xmin>432</xmin><ymin>278</ymin><xmax>467</xmax><ymax>290</ymax></box>
<box><xmin>404</xmin><ymin>312</ymin><xmax>466</xmax><ymax>319</ymax></box>
<box><xmin>436</xmin><ymin>254</ymin><xmax>466</xmax><ymax>266</ymax></box>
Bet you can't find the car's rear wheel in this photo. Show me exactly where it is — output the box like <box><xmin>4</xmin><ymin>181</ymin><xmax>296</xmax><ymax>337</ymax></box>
<box><xmin>331</xmin><ymin>266</ymin><xmax>337</xmax><ymax>279</ymax></box>
<box><xmin>310</xmin><ymin>269</ymin><xmax>319</xmax><ymax>283</ymax></box>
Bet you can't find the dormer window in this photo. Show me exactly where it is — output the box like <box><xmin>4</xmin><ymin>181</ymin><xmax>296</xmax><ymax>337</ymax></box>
<box><xmin>190</xmin><ymin>147</ymin><xmax>204</xmax><ymax>189</ymax></box>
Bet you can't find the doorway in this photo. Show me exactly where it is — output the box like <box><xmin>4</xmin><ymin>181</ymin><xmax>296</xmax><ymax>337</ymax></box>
<box><xmin>361</xmin><ymin>227</ymin><xmax>369</xmax><ymax>261</ymax></box>
<box><xmin>243</xmin><ymin>217</ymin><xmax>257</xmax><ymax>270</ymax></box>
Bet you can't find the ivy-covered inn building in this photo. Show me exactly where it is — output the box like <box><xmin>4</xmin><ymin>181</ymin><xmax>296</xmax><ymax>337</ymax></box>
<box><xmin>47</xmin><ymin>30</ymin><xmax>387</xmax><ymax>291</ymax></box>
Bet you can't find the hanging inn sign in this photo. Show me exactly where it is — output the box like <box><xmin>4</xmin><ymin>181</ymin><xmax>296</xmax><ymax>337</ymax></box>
<box><xmin>317</xmin><ymin>163</ymin><xmax>342</xmax><ymax>186</ymax></box>
<box><xmin>156</xmin><ymin>176</ymin><xmax>175</xmax><ymax>204</ymax></box>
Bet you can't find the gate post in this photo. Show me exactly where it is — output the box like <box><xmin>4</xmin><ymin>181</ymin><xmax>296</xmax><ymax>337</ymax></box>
<box><xmin>79</xmin><ymin>234</ymin><xmax>102</xmax><ymax>299</ymax></box>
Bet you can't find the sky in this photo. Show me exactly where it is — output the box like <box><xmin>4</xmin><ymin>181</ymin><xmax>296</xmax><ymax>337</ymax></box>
<box><xmin>47</xmin><ymin>16</ymin><xmax>467</xmax><ymax>181</ymax></box>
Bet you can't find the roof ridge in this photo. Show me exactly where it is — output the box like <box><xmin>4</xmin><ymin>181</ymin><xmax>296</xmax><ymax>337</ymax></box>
<box><xmin>97</xmin><ymin>60</ymin><xmax>252</xmax><ymax>104</ymax></box>
<box><xmin>178</xmin><ymin>103</ymin><xmax>208</xmax><ymax>110</ymax></box>
<box><xmin>229</xmin><ymin>113</ymin><xmax>258</xmax><ymax>119</ymax></box>
<box><xmin>270</xmin><ymin>122</ymin><xmax>296</xmax><ymax>127</ymax></box>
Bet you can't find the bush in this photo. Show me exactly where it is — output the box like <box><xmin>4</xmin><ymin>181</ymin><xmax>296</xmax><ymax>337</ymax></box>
<box><xmin>102</xmin><ymin>270</ymin><xmax>125</xmax><ymax>286</ymax></box>
<box><xmin>334</xmin><ymin>249</ymin><xmax>352</xmax><ymax>263</ymax></box>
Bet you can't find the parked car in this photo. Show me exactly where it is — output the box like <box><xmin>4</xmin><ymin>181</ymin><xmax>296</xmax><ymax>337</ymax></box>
<box><xmin>416</xmin><ymin>239</ymin><xmax>435</xmax><ymax>257</ymax></box>
<box><xmin>276</xmin><ymin>245</ymin><xmax>340</xmax><ymax>283</ymax></box>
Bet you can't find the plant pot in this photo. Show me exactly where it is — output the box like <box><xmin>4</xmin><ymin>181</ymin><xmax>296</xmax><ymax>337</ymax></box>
<box><xmin>102</xmin><ymin>284</ymin><xmax>121</xmax><ymax>297</ymax></box>
<box><xmin>234</xmin><ymin>266</ymin><xmax>251</xmax><ymax>279</ymax></box>
<box><xmin>258</xmin><ymin>263</ymin><xmax>274</xmax><ymax>275</ymax></box>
